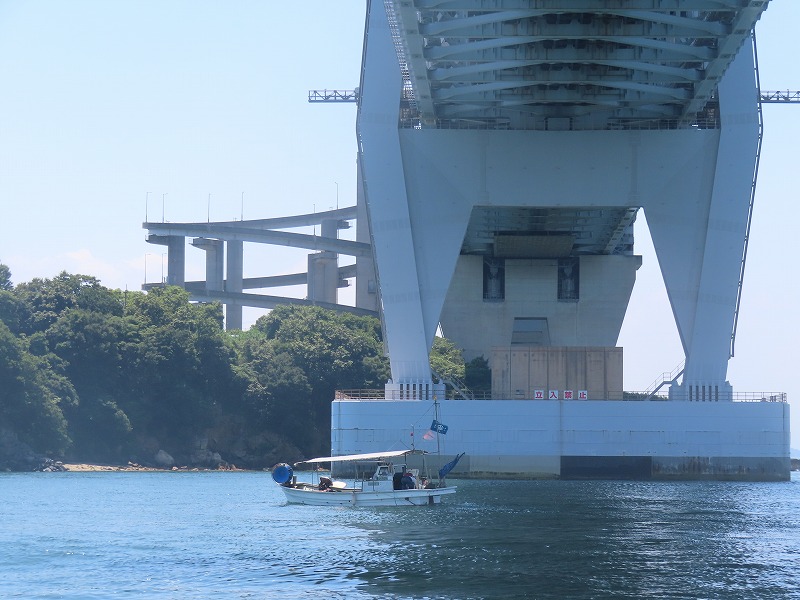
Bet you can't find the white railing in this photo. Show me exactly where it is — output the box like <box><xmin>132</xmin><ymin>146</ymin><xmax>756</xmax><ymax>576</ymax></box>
<box><xmin>335</xmin><ymin>390</ymin><xmax>787</xmax><ymax>403</ymax></box>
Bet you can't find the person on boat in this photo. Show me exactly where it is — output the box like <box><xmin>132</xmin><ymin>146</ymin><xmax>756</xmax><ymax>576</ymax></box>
<box><xmin>400</xmin><ymin>472</ymin><xmax>416</xmax><ymax>489</ymax></box>
<box><xmin>318</xmin><ymin>476</ymin><xmax>333</xmax><ymax>491</ymax></box>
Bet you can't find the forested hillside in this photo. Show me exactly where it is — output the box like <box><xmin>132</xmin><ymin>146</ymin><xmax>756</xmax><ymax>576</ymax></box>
<box><xmin>0</xmin><ymin>265</ymin><xmax>480</xmax><ymax>471</ymax></box>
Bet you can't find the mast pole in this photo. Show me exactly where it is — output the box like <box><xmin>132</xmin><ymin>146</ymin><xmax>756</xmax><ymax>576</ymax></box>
<box><xmin>434</xmin><ymin>394</ymin><xmax>441</xmax><ymax>457</ymax></box>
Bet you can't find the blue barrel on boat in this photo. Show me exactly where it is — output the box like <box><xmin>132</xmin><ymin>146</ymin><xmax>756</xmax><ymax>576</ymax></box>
<box><xmin>272</xmin><ymin>463</ymin><xmax>293</xmax><ymax>484</ymax></box>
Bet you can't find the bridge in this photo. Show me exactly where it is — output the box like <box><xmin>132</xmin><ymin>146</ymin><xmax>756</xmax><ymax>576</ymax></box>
<box><xmin>142</xmin><ymin>207</ymin><xmax>376</xmax><ymax>330</ymax></box>
<box><xmin>143</xmin><ymin>1</ymin><xmax>787</xmax><ymax>405</ymax></box>
<box><xmin>387</xmin><ymin>1</ymin><xmax>766</xmax><ymax>130</ymax></box>
<box><xmin>357</xmin><ymin>0</ymin><xmax>776</xmax><ymax>401</ymax></box>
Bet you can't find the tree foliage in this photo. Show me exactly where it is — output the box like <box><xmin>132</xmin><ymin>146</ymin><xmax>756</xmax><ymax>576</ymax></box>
<box><xmin>0</xmin><ymin>263</ymin><xmax>11</xmax><ymax>291</ymax></box>
<box><xmin>0</xmin><ymin>264</ymin><xmax>472</xmax><ymax>468</ymax></box>
<box><xmin>465</xmin><ymin>356</ymin><xmax>492</xmax><ymax>394</ymax></box>
<box><xmin>249</xmin><ymin>305</ymin><xmax>390</xmax><ymax>455</ymax></box>
<box><xmin>0</xmin><ymin>320</ymin><xmax>72</xmax><ymax>455</ymax></box>
<box><xmin>430</xmin><ymin>335</ymin><xmax>465</xmax><ymax>383</ymax></box>
<box><xmin>13</xmin><ymin>271</ymin><xmax>122</xmax><ymax>335</ymax></box>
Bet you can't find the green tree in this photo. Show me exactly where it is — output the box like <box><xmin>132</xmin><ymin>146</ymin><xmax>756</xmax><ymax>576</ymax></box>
<box><xmin>0</xmin><ymin>290</ymin><xmax>25</xmax><ymax>333</ymax></box>
<box><xmin>429</xmin><ymin>335</ymin><xmax>465</xmax><ymax>383</ymax></box>
<box><xmin>14</xmin><ymin>272</ymin><xmax>122</xmax><ymax>335</ymax></box>
<box><xmin>252</xmin><ymin>305</ymin><xmax>390</xmax><ymax>454</ymax></box>
<box><xmin>120</xmin><ymin>287</ymin><xmax>236</xmax><ymax>454</ymax></box>
<box><xmin>235</xmin><ymin>332</ymin><xmax>312</xmax><ymax>436</ymax></box>
<box><xmin>45</xmin><ymin>308</ymin><xmax>132</xmax><ymax>460</ymax></box>
<box><xmin>0</xmin><ymin>321</ymin><xmax>72</xmax><ymax>456</ymax></box>
<box><xmin>0</xmin><ymin>263</ymin><xmax>12</xmax><ymax>291</ymax></box>
<box><xmin>465</xmin><ymin>356</ymin><xmax>492</xmax><ymax>394</ymax></box>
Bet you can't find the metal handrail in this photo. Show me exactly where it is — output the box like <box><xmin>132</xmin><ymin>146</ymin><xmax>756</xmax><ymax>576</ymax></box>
<box><xmin>643</xmin><ymin>361</ymin><xmax>686</xmax><ymax>397</ymax></box>
<box><xmin>398</xmin><ymin>116</ymin><xmax>721</xmax><ymax>132</ymax></box>
<box><xmin>731</xmin><ymin>30</ymin><xmax>764</xmax><ymax>358</ymax></box>
<box><xmin>334</xmin><ymin>389</ymin><xmax>787</xmax><ymax>403</ymax></box>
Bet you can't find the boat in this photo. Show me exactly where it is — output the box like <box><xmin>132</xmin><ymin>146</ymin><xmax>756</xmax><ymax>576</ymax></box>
<box><xmin>271</xmin><ymin>450</ymin><xmax>460</xmax><ymax>506</ymax></box>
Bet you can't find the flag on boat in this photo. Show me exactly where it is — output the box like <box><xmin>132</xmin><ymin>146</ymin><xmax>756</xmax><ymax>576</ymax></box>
<box><xmin>438</xmin><ymin>452</ymin><xmax>465</xmax><ymax>480</ymax></box>
<box><xmin>430</xmin><ymin>419</ymin><xmax>448</xmax><ymax>434</ymax></box>
<box><xmin>422</xmin><ymin>430</ymin><xmax>435</xmax><ymax>440</ymax></box>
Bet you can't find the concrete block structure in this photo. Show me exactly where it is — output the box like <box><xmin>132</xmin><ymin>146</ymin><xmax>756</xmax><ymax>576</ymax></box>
<box><xmin>491</xmin><ymin>347</ymin><xmax>624</xmax><ymax>401</ymax></box>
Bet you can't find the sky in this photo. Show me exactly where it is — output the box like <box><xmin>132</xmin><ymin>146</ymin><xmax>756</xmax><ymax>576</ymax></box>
<box><xmin>1</xmin><ymin>1</ymin><xmax>799</xmax><ymax>447</ymax></box>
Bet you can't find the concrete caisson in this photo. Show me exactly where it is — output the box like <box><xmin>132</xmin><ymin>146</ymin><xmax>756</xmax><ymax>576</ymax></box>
<box><xmin>332</xmin><ymin>398</ymin><xmax>790</xmax><ymax>481</ymax></box>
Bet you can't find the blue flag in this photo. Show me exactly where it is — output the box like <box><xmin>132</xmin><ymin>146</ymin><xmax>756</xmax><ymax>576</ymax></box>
<box><xmin>431</xmin><ymin>419</ymin><xmax>448</xmax><ymax>434</ymax></box>
<box><xmin>438</xmin><ymin>452</ymin><xmax>465</xmax><ymax>480</ymax></box>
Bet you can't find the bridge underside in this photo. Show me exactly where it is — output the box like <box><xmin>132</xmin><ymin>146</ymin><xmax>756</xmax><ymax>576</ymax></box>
<box><xmin>357</xmin><ymin>0</ymin><xmax>769</xmax><ymax>399</ymax></box>
<box><xmin>390</xmin><ymin>0</ymin><xmax>767</xmax><ymax>132</ymax></box>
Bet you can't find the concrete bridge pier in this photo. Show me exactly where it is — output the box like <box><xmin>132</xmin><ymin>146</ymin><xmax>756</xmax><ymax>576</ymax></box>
<box><xmin>307</xmin><ymin>254</ymin><xmax>339</xmax><ymax>305</ymax></box>
<box><xmin>225</xmin><ymin>240</ymin><xmax>243</xmax><ymax>330</ymax></box>
<box><xmin>191</xmin><ymin>238</ymin><xmax>224</xmax><ymax>292</ymax></box>
<box><xmin>308</xmin><ymin>217</ymin><xmax>349</xmax><ymax>306</ymax></box>
<box><xmin>357</xmin><ymin>1</ymin><xmax>765</xmax><ymax>402</ymax></box>
<box><xmin>146</xmin><ymin>234</ymin><xmax>185</xmax><ymax>286</ymax></box>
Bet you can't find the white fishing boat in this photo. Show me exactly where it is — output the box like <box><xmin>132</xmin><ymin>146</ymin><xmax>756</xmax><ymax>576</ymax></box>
<box><xmin>272</xmin><ymin>450</ymin><xmax>461</xmax><ymax>507</ymax></box>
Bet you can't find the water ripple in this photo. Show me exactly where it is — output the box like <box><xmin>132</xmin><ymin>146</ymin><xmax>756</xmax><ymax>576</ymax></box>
<box><xmin>1</xmin><ymin>472</ymin><xmax>799</xmax><ymax>598</ymax></box>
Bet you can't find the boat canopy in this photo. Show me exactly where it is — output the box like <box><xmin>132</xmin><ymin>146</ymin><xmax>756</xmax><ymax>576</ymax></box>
<box><xmin>296</xmin><ymin>449</ymin><xmax>426</xmax><ymax>465</ymax></box>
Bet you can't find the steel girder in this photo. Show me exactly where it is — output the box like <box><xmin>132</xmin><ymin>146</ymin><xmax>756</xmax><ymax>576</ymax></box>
<box><xmin>386</xmin><ymin>0</ymin><xmax>771</xmax><ymax>130</ymax></box>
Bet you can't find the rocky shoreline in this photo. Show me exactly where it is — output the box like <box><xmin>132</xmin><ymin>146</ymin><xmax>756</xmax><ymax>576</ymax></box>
<box><xmin>7</xmin><ymin>457</ymin><xmax>249</xmax><ymax>473</ymax></box>
<box><xmin>43</xmin><ymin>460</ymin><xmax>247</xmax><ymax>473</ymax></box>
<box><xmin>1</xmin><ymin>428</ymin><xmax>252</xmax><ymax>473</ymax></box>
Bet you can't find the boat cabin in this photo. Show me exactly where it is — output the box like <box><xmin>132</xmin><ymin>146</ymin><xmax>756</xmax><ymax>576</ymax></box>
<box><xmin>363</xmin><ymin>461</ymin><xmax>424</xmax><ymax>492</ymax></box>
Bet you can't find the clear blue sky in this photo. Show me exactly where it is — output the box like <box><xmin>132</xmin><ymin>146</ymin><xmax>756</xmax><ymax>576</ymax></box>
<box><xmin>1</xmin><ymin>1</ymin><xmax>799</xmax><ymax>446</ymax></box>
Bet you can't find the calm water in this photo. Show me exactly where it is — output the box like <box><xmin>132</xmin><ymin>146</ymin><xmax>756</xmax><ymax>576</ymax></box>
<box><xmin>1</xmin><ymin>471</ymin><xmax>799</xmax><ymax>599</ymax></box>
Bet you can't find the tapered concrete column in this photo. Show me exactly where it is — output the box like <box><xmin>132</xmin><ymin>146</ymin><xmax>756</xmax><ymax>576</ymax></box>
<box><xmin>165</xmin><ymin>237</ymin><xmax>185</xmax><ymax>286</ymax></box>
<box><xmin>355</xmin><ymin>160</ymin><xmax>379</xmax><ymax>313</ymax></box>
<box><xmin>358</xmin><ymin>0</ymin><xmax>432</xmax><ymax>384</ymax></box>
<box><xmin>307</xmin><ymin>218</ymin><xmax>341</xmax><ymax>305</ymax></box>
<box><xmin>146</xmin><ymin>234</ymin><xmax>185</xmax><ymax>287</ymax></box>
<box><xmin>308</xmin><ymin>253</ymin><xmax>339</xmax><ymax>305</ymax></box>
<box><xmin>320</xmin><ymin>218</ymin><xmax>339</xmax><ymax>250</ymax></box>
<box><xmin>225</xmin><ymin>240</ymin><xmax>243</xmax><ymax>330</ymax></box>
<box><xmin>191</xmin><ymin>238</ymin><xmax>224</xmax><ymax>291</ymax></box>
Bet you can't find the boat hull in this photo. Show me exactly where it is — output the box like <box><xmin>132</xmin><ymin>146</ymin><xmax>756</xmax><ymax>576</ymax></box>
<box><xmin>279</xmin><ymin>485</ymin><xmax>456</xmax><ymax>506</ymax></box>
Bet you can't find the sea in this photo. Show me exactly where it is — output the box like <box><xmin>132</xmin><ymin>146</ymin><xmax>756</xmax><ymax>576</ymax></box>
<box><xmin>1</xmin><ymin>471</ymin><xmax>799</xmax><ymax>600</ymax></box>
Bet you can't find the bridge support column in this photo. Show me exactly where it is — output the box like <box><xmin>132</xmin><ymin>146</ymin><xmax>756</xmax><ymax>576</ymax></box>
<box><xmin>165</xmin><ymin>237</ymin><xmax>185</xmax><ymax>287</ymax></box>
<box><xmin>225</xmin><ymin>240</ymin><xmax>243</xmax><ymax>330</ymax></box>
<box><xmin>357</xmin><ymin>0</ymin><xmax>437</xmax><ymax>385</ymax></box>
<box><xmin>191</xmin><ymin>238</ymin><xmax>224</xmax><ymax>292</ymax></box>
<box><xmin>355</xmin><ymin>161</ymin><xmax>379</xmax><ymax>313</ymax></box>
<box><xmin>308</xmin><ymin>253</ymin><xmax>339</xmax><ymax>305</ymax></box>
<box><xmin>146</xmin><ymin>234</ymin><xmax>185</xmax><ymax>286</ymax></box>
<box><xmin>307</xmin><ymin>218</ymin><xmax>341</xmax><ymax>305</ymax></box>
<box><xmin>647</xmin><ymin>41</ymin><xmax>760</xmax><ymax>400</ymax></box>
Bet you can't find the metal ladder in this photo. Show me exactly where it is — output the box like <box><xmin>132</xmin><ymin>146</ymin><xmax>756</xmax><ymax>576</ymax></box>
<box><xmin>730</xmin><ymin>31</ymin><xmax>764</xmax><ymax>358</ymax></box>
<box><xmin>643</xmin><ymin>361</ymin><xmax>685</xmax><ymax>400</ymax></box>
<box><xmin>432</xmin><ymin>370</ymin><xmax>474</xmax><ymax>400</ymax></box>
